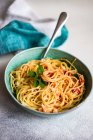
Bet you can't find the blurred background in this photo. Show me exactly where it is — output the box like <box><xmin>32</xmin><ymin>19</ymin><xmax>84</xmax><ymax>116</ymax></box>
<box><xmin>1</xmin><ymin>0</ymin><xmax>93</xmax><ymax>18</ymax></box>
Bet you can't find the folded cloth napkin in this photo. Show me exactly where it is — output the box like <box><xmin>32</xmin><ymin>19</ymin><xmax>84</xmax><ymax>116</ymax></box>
<box><xmin>0</xmin><ymin>20</ymin><xmax>68</xmax><ymax>55</ymax></box>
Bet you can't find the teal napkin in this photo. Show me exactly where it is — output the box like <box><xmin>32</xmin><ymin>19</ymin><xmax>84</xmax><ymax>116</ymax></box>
<box><xmin>0</xmin><ymin>20</ymin><xmax>68</xmax><ymax>55</ymax></box>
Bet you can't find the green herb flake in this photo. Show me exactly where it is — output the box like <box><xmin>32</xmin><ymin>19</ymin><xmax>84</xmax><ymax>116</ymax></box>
<box><xmin>28</xmin><ymin>64</ymin><xmax>45</xmax><ymax>88</ymax></box>
<box><xmin>37</xmin><ymin>64</ymin><xmax>44</xmax><ymax>75</ymax></box>
<box><xmin>28</xmin><ymin>70</ymin><xmax>36</xmax><ymax>77</ymax></box>
<box><xmin>33</xmin><ymin>79</ymin><xmax>39</xmax><ymax>87</ymax></box>
<box><xmin>39</xmin><ymin>79</ymin><xmax>46</xmax><ymax>88</ymax></box>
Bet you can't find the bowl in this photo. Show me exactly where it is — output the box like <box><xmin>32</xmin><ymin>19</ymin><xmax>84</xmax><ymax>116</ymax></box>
<box><xmin>4</xmin><ymin>47</ymin><xmax>92</xmax><ymax>117</ymax></box>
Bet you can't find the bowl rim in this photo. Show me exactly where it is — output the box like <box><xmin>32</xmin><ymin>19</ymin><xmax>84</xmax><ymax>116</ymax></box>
<box><xmin>4</xmin><ymin>47</ymin><xmax>93</xmax><ymax>116</ymax></box>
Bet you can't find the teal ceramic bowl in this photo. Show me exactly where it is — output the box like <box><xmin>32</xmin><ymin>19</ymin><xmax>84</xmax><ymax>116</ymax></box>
<box><xmin>5</xmin><ymin>47</ymin><xmax>92</xmax><ymax>117</ymax></box>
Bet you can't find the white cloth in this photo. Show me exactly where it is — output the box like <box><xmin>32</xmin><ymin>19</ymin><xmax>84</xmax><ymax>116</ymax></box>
<box><xmin>0</xmin><ymin>0</ymin><xmax>59</xmax><ymax>38</ymax></box>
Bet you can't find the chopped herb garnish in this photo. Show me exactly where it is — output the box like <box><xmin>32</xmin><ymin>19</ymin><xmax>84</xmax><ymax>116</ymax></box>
<box><xmin>34</xmin><ymin>79</ymin><xmax>39</xmax><ymax>87</ymax></box>
<box><xmin>28</xmin><ymin>70</ymin><xmax>36</xmax><ymax>77</ymax></box>
<box><xmin>39</xmin><ymin>79</ymin><xmax>46</xmax><ymax>88</ymax></box>
<box><xmin>37</xmin><ymin>64</ymin><xmax>44</xmax><ymax>75</ymax></box>
<box><xmin>27</xmin><ymin>64</ymin><xmax>46</xmax><ymax>88</ymax></box>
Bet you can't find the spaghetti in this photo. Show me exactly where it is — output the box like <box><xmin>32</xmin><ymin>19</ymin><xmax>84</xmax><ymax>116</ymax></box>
<box><xmin>10</xmin><ymin>58</ymin><xmax>85</xmax><ymax>113</ymax></box>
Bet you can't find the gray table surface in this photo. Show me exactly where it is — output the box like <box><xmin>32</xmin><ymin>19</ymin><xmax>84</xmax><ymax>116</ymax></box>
<box><xmin>0</xmin><ymin>0</ymin><xmax>93</xmax><ymax>140</ymax></box>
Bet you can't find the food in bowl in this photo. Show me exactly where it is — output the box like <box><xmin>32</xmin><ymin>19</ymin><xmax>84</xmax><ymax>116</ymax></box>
<box><xmin>10</xmin><ymin>58</ymin><xmax>85</xmax><ymax>113</ymax></box>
